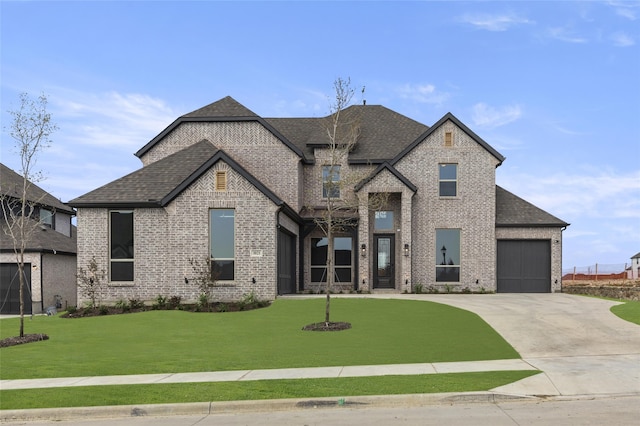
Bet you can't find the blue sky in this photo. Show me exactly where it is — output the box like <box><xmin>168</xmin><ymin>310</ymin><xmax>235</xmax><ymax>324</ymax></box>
<box><xmin>1</xmin><ymin>1</ymin><xmax>638</xmax><ymax>270</ymax></box>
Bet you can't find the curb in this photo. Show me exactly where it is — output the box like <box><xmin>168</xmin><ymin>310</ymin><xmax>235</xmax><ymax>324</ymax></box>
<box><xmin>0</xmin><ymin>392</ymin><xmax>537</xmax><ymax>422</ymax></box>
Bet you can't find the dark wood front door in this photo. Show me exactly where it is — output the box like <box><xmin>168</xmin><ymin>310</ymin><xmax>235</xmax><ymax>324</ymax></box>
<box><xmin>277</xmin><ymin>230</ymin><xmax>296</xmax><ymax>295</ymax></box>
<box><xmin>373</xmin><ymin>235</ymin><xmax>395</xmax><ymax>289</ymax></box>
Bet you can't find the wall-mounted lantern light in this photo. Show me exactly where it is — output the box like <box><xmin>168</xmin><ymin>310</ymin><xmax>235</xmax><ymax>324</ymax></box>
<box><xmin>361</xmin><ymin>243</ymin><xmax>366</xmax><ymax>257</ymax></box>
<box><xmin>404</xmin><ymin>243</ymin><xmax>410</xmax><ymax>257</ymax></box>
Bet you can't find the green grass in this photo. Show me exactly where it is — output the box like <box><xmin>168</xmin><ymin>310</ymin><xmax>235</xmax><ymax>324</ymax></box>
<box><xmin>0</xmin><ymin>371</ymin><xmax>539</xmax><ymax>410</ymax></box>
<box><xmin>611</xmin><ymin>300</ymin><xmax>640</xmax><ymax>325</ymax></box>
<box><xmin>0</xmin><ymin>299</ymin><xmax>519</xmax><ymax>380</ymax></box>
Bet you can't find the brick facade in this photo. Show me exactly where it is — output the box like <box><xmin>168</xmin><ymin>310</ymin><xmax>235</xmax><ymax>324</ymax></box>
<box><xmin>72</xmin><ymin>98</ymin><xmax>567</xmax><ymax>304</ymax></box>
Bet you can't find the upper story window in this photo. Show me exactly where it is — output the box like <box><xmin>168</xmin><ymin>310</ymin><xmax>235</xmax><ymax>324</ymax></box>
<box><xmin>110</xmin><ymin>210</ymin><xmax>134</xmax><ymax>281</ymax></box>
<box><xmin>39</xmin><ymin>208</ymin><xmax>54</xmax><ymax>229</ymax></box>
<box><xmin>439</xmin><ymin>164</ymin><xmax>457</xmax><ymax>197</ymax></box>
<box><xmin>322</xmin><ymin>165</ymin><xmax>340</xmax><ymax>199</ymax></box>
<box><xmin>210</xmin><ymin>209</ymin><xmax>235</xmax><ymax>280</ymax></box>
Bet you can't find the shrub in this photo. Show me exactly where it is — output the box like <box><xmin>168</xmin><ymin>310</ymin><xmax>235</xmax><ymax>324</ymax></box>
<box><xmin>414</xmin><ymin>283</ymin><xmax>424</xmax><ymax>294</ymax></box>
<box><xmin>77</xmin><ymin>256</ymin><xmax>106</xmax><ymax>310</ymax></box>
<box><xmin>129</xmin><ymin>298</ymin><xmax>145</xmax><ymax>310</ymax></box>
<box><xmin>114</xmin><ymin>299</ymin><xmax>130</xmax><ymax>312</ymax></box>
<box><xmin>152</xmin><ymin>295</ymin><xmax>167</xmax><ymax>310</ymax></box>
<box><xmin>168</xmin><ymin>296</ymin><xmax>182</xmax><ymax>310</ymax></box>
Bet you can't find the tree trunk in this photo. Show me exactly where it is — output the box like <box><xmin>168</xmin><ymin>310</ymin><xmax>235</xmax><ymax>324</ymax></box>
<box><xmin>18</xmin><ymin>251</ymin><xmax>25</xmax><ymax>337</ymax></box>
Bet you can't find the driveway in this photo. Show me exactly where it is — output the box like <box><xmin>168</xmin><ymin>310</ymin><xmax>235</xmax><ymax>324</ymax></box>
<box><xmin>401</xmin><ymin>293</ymin><xmax>640</xmax><ymax>396</ymax></box>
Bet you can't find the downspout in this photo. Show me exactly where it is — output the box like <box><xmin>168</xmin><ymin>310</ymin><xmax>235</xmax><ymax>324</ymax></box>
<box><xmin>276</xmin><ymin>206</ymin><xmax>283</xmax><ymax>297</ymax></box>
<box><xmin>40</xmin><ymin>252</ymin><xmax>44</xmax><ymax>314</ymax></box>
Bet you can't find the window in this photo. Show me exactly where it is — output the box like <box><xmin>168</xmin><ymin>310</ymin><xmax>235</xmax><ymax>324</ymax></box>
<box><xmin>110</xmin><ymin>211</ymin><xmax>134</xmax><ymax>281</ymax></box>
<box><xmin>374</xmin><ymin>211</ymin><xmax>394</xmax><ymax>230</ymax></box>
<box><xmin>210</xmin><ymin>209</ymin><xmax>234</xmax><ymax>280</ymax></box>
<box><xmin>40</xmin><ymin>208</ymin><xmax>54</xmax><ymax>228</ymax></box>
<box><xmin>322</xmin><ymin>165</ymin><xmax>340</xmax><ymax>198</ymax></box>
<box><xmin>311</xmin><ymin>237</ymin><xmax>352</xmax><ymax>283</ymax></box>
<box><xmin>439</xmin><ymin>164</ymin><xmax>457</xmax><ymax>197</ymax></box>
<box><xmin>215</xmin><ymin>171</ymin><xmax>227</xmax><ymax>191</ymax></box>
<box><xmin>436</xmin><ymin>229</ymin><xmax>460</xmax><ymax>282</ymax></box>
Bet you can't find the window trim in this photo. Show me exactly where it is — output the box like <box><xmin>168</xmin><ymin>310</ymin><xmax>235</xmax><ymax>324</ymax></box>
<box><xmin>435</xmin><ymin>228</ymin><xmax>461</xmax><ymax>283</ymax></box>
<box><xmin>438</xmin><ymin>163</ymin><xmax>458</xmax><ymax>197</ymax></box>
<box><xmin>322</xmin><ymin>165</ymin><xmax>341</xmax><ymax>199</ymax></box>
<box><xmin>109</xmin><ymin>210</ymin><xmax>134</xmax><ymax>282</ymax></box>
<box><xmin>310</xmin><ymin>236</ymin><xmax>353</xmax><ymax>284</ymax></box>
<box><xmin>209</xmin><ymin>208</ymin><xmax>235</xmax><ymax>281</ymax></box>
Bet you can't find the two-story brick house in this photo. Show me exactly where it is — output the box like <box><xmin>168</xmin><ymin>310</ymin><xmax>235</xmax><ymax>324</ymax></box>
<box><xmin>69</xmin><ymin>96</ymin><xmax>568</xmax><ymax>304</ymax></box>
<box><xmin>1</xmin><ymin>163</ymin><xmax>77</xmax><ymax>314</ymax></box>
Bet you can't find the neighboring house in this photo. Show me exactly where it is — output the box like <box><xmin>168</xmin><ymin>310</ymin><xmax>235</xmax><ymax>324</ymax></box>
<box><xmin>0</xmin><ymin>163</ymin><xmax>77</xmax><ymax>314</ymax></box>
<box><xmin>69</xmin><ymin>96</ymin><xmax>569</xmax><ymax>304</ymax></box>
<box><xmin>628</xmin><ymin>252</ymin><xmax>640</xmax><ymax>280</ymax></box>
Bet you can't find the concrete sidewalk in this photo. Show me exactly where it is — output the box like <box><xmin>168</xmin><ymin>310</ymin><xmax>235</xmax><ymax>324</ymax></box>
<box><xmin>0</xmin><ymin>358</ymin><xmax>538</xmax><ymax>391</ymax></box>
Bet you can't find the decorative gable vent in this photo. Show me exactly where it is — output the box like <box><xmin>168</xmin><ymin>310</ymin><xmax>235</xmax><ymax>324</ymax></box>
<box><xmin>215</xmin><ymin>171</ymin><xmax>227</xmax><ymax>191</ymax></box>
<box><xmin>444</xmin><ymin>131</ymin><xmax>453</xmax><ymax>147</ymax></box>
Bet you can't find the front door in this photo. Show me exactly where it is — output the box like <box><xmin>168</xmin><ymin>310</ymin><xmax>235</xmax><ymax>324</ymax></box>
<box><xmin>374</xmin><ymin>235</ymin><xmax>395</xmax><ymax>289</ymax></box>
<box><xmin>277</xmin><ymin>230</ymin><xmax>296</xmax><ymax>295</ymax></box>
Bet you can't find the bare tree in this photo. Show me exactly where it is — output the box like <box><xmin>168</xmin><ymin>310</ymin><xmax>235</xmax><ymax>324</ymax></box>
<box><xmin>307</xmin><ymin>78</ymin><xmax>387</xmax><ymax>328</ymax></box>
<box><xmin>1</xmin><ymin>93</ymin><xmax>57</xmax><ymax>337</ymax></box>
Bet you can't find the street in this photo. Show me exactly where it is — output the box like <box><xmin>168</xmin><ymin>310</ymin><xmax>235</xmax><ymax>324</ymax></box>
<box><xmin>4</xmin><ymin>395</ymin><xmax>640</xmax><ymax>425</ymax></box>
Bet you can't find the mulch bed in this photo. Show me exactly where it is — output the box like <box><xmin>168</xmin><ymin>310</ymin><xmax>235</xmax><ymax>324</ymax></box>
<box><xmin>0</xmin><ymin>333</ymin><xmax>49</xmax><ymax>348</ymax></box>
<box><xmin>302</xmin><ymin>321</ymin><xmax>352</xmax><ymax>331</ymax></box>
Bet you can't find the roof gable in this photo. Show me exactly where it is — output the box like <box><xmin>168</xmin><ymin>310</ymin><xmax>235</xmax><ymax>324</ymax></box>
<box><xmin>354</xmin><ymin>162</ymin><xmax>417</xmax><ymax>193</ymax></box>
<box><xmin>135</xmin><ymin>97</ymin><xmax>305</xmax><ymax>160</ymax></box>
<box><xmin>390</xmin><ymin>112</ymin><xmax>506</xmax><ymax>166</ymax></box>
<box><xmin>496</xmin><ymin>185</ymin><xmax>569</xmax><ymax>227</ymax></box>
<box><xmin>69</xmin><ymin>141</ymin><xmax>301</xmax><ymax>223</ymax></box>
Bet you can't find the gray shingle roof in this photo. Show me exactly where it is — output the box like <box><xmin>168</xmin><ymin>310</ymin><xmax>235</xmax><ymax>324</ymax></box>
<box><xmin>0</xmin><ymin>219</ymin><xmax>77</xmax><ymax>255</ymax></box>
<box><xmin>68</xmin><ymin>140</ymin><xmax>301</xmax><ymax>222</ymax></box>
<box><xmin>266</xmin><ymin>105</ymin><xmax>430</xmax><ymax>163</ymax></box>
<box><xmin>496</xmin><ymin>186</ymin><xmax>569</xmax><ymax>227</ymax></box>
<box><xmin>0</xmin><ymin>163</ymin><xmax>74</xmax><ymax>214</ymax></box>
<box><xmin>69</xmin><ymin>140</ymin><xmax>219</xmax><ymax>207</ymax></box>
<box><xmin>183</xmin><ymin>96</ymin><xmax>259</xmax><ymax>118</ymax></box>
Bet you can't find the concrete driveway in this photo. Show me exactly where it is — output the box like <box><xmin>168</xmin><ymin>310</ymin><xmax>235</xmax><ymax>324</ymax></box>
<box><xmin>405</xmin><ymin>293</ymin><xmax>640</xmax><ymax>397</ymax></box>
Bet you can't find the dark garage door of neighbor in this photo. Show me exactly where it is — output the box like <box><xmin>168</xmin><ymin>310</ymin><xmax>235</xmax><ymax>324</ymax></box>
<box><xmin>497</xmin><ymin>240</ymin><xmax>551</xmax><ymax>293</ymax></box>
<box><xmin>0</xmin><ymin>263</ymin><xmax>33</xmax><ymax>314</ymax></box>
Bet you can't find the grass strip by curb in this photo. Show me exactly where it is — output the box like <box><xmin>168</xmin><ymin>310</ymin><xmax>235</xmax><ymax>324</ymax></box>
<box><xmin>0</xmin><ymin>371</ymin><xmax>539</xmax><ymax>410</ymax></box>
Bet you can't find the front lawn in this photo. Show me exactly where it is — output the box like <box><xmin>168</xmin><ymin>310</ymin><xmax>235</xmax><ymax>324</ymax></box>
<box><xmin>0</xmin><ymin>298</ymin><xmax>519</xmax><ymax>380</ymax></box>
<box><xmin>611</xmin><ymin>300</ymin><xmax>640</xmax><ymax>325</ymax></box>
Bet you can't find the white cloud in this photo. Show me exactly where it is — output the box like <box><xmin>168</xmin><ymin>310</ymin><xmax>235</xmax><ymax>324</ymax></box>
<box><xmin>458</xmin><ymin>13</ymin><xmax>533</xmax><ymax>31</ymax></box>
<box><xmin>499</xmin><ymin>168</ymin><xmax>640</xmax><ymax>220</ymax></box>
<box><xmin>471</xmin><ymin>103</ymin><xmax>522</xmax><ymax>128</ymax></box>
<box><xmin>610</xmin><ymin>32</ymin><xmax>635</xmax><ymax>47</ymax></box>
<box><xmin>499</xmin><ymin>168</ymin><xmax>640</xmax><ymax>267</ymax></box>
<box><xmin>607</xmin><ymin>1</ymin><xmax>638</xmax><ymax>20</ymax></box>
<box><xmin>396</xmin><ymin>83</ymin><xmax>450</xmax><ymax>105</ymax></box>
<box><xmin>545</xmin><ymin>27</ymin><xmax>588</xmax><ymax>44</ymax></box>
<box><xmin>51</xmin><ymin>90</ymin><xmax>177</xmax><ymax>148</ymax></box>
